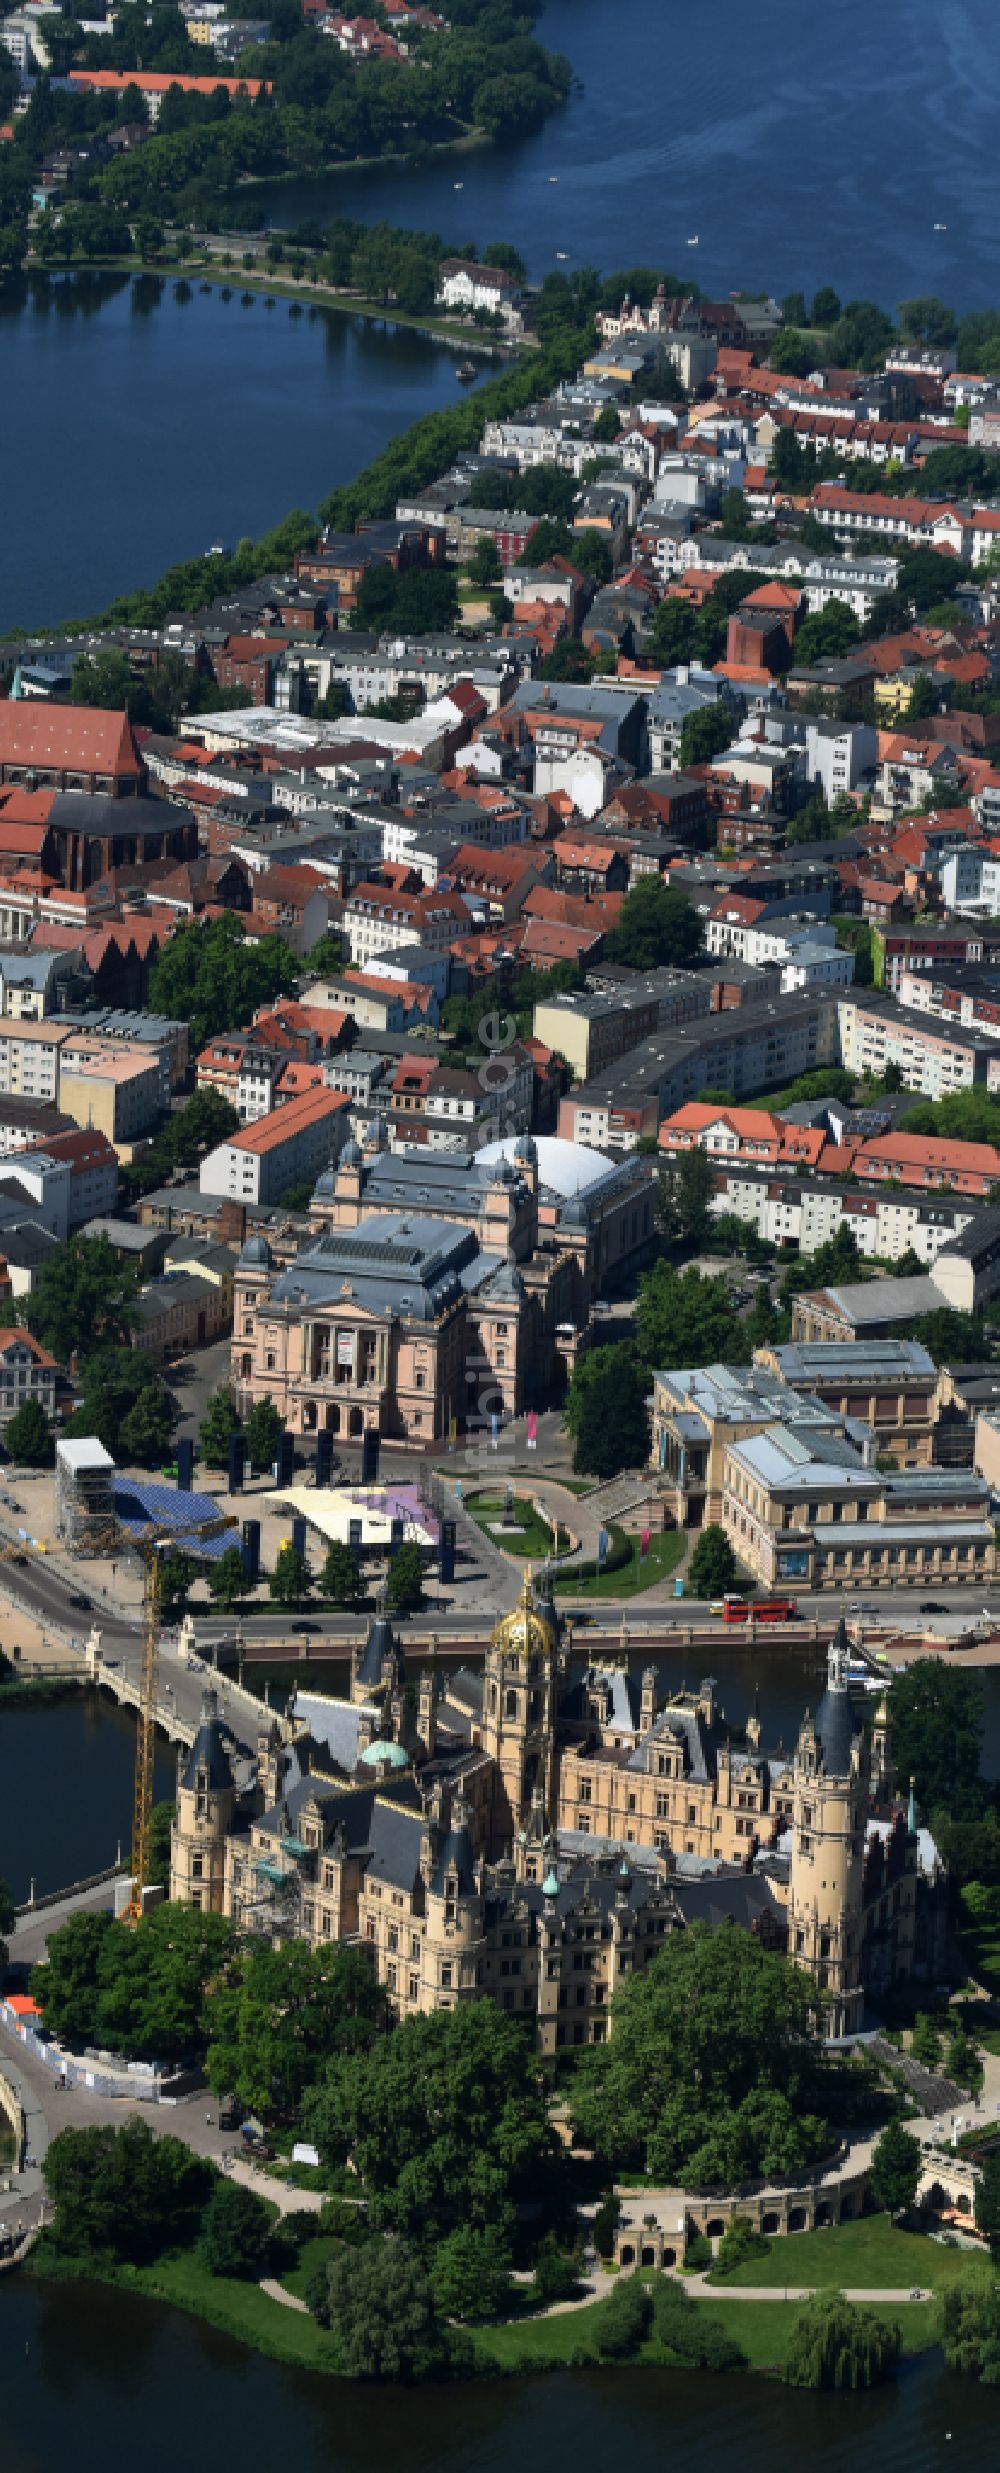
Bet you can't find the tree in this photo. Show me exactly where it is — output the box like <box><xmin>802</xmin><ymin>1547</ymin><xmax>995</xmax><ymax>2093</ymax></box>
<box><xmin>678</xmin><ymin>704</ymin><xmax>735</xmax><ymax>769</ymax></box>
<box><xmin>245</xmin><ymin>1398</ymin><xmax>282</xmax><ymax>1476</ymax></box>
<box><xmin>685</xmin><ymin>1524</ymin><xmax>737</xmax><ymax>1601</ymax></box>
<box><xmin>869</xmin><ymin>2120</ymin><xmax>921</xmax><ymax>2221</ymax></box>
<box><xmin>908</xmin><ymin>1306</ymin><xmax>986</xmax><ymax>1363</ymax></box>
<box><xmin>634</xmin><ymin>1261</ymin><xmax>749</xmax><ymax>1377</ymax></box>
<box><xmin>468</xmin><ymin>534</ymin><xmax>501</xmax><ymax>587</ymax></box>
<box><xmin>148</xmin><ymin>1800</ymin><xmax>175</xmax><ymax>1895</ymax></box>
<box><xmin>302</xmin><ymin>2002</ymin><xmax>555</xmax><ymax>2248</ymax></box>
<box><xmin>200</xmin><ymin>2178</ymin><xmax>272</xmax><ymax>2279</ymax></box>
<box><xmin>887</xmin><ymin>1661</ymin><xmax>984</xmax><ymax>1820</ymax></box>
<box><xmin>937</xmin><ymin>2273</ymin><xmax>1000</xmax><ymax>2382</ymax></box>
<box><xmin>386</xmin><ymin>1540</ymin><xmax>425</xmax><ymax>1614</ymax></box>
<box><xmin>148</xmin><ymin>912</ymin><xmax>298</xmax><ymax>1050</ymax></box>
<box><xmin>303</xmin><ymin>930</ymin><xmax>345</xmax><ymax>974</ymax></box>
<box><xmin>571</xmin><ymin>1923</ymin><xmax>828</xmax><ymax>2184</ymax></box>
<box><xmin>158</xmin><ymin>1551</ymin><xmax>195</xmax><ymax>1616</ymax></box>
<box><xmin>3</xmin><ymin>1397</ymin><xmax>54</xmax><ymax>1467</ymax></box>
<box><xmin>812</xmin><ymin>287</ymin><xmax>842</xmax><ymax>326</ymax></box>
<box><xmin>208</xmin><ymin>1546</ymin><xmax>252</xmax><ymax>1613</ymax></box>
<box><xmin>603</xmin><ymin>877</ymin><xmax>702</xmax><ymax>972</ymax></box>
<box><xmin>29</xmin><ymin>1236</ymin><xmax>140</xmax><ymax>1364</ymax></box>
<box><xmin>120</xmin><ymin>1383</ymin><xmax>176</xmax><ymax>1467</ymax></box>
<box><xmin>66</xmin><ymin>1345</ymin><xmax>174</xmax><ymax>1469</ymax></box>
<box><xmin>793</xmin><ymin>599</ymin><xmax>861</xmax><ymax>667</ymax></box>
<box><xmin>429</xmin><ymin>2225</ymin><xmax>513</xmax><ymax>2322</ymax></box>
<box><xmin>975</xmin><ymin>2149</ymin><xmax>1000</xmax><ymax>2262</ymax></box>
<box><xmin>325</xmin><ymin>2237</ymin><xmax>448</xmax><ymax>2382</ymax></box>
<box><xmin>32</xmin><ymin>1902</ymin><xmax>235</xmax><ymax>2062</ymax></box>
<box><xmin>43</xmin><ymin>2118</ymin><xmax>213</xmax><ymax>2264</ymax></box>
<box><xmin>199</xmin><ymin>1386</ymin><xmax>241</xmax><ymax>1470</ymax></box>
<box><xmin>569</xmin><ymin>1345</ymin><xmax>648</xmax><ymax>1473</ymax></box>
<box><xmin>564</xmin><ymin>1344</ymin><xmax>650</xmax><ymax>1480</ymax></box>
<box><xmin>785</xmin><ymin>2291</ymin><xmax>902</xmax><ymax>2390</ymax></box>
<box><xmin>204</xmin><ymin>1940</ymin><xmax>383</xmax><ymax>2116</ymax></box>
<box><xmin>592</xmin><ymin>2275</ymin><xmax>652</xmax><ymax>2358</ymax></box>
<box><xmin>320</xmin><ymin>1541</ymin><xmax>362</xmax><ymax>1607</ymax></box>
<box><xmin>655</xmin><ymin>1147</ymin><xmax>714</xmax><ymax>1248</ymax></box>
<box><xmin>650</xmin><ymin>594</ymin><xmax>696</xmax><ymax>665</ymax></box>
<box><xmin>910</xmin><ymin>2011</ymin><xmax>943</xmax><ymax>2069</ymax></box>
<box><xmin>269</xmin><ymin>1543</ymin><xmax>313</xmax><ymax>1611</ymax></box>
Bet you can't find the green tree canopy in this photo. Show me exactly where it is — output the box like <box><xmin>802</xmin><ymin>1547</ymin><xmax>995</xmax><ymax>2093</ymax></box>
<box><xmin>570</xmin><ymin>1923</ymin><xmax>828</xmax><ymax>2184</ymax></box>
<box><xmin>208</xmin><ymin>1545</ymin><xmax>252</xmax><ymax>1612</ymax></box>
<box><xmin>685</xmin><ymin>1523</ymin><xmax>738</xmax><ymax>1600</ymax></box>
<box><xmin>634</xmin><ymin>1260</ymin><xmax>749</xmax><ymax>1377</ymax></box>
<box><xmin>148</xmin><ymin>912</ymin><xmax>298</xmax><ymax>1050</ymax></box>
<box><xmin>3</xmin><ymin>1397</ymin><xmax>55</xmax><ymax>1467</ymax></box>
<box><xmin>563</xmin><ymin>1343</ymin><xmax>650</xmax><ymax>1480</ymax></box>
<box><xmin>269</xmin><ymin>1542</ymin><xmax>313</xmax><ymax>1610</ymax></box>
<box><xmin>869</xmin><ymin>2121</ymin><xmax>922</xmax><ymax>2220</ymax></box>
<box><xmin>199</xmin><ymin>1386</ymin><xmax>241</xmax><ymax>1470</ymax></box>
<box><xmin>785</xmin><ymin>2290</ymin><xmax>902</xmax><ymax>2390</ymax></box>
<box><xmin>678</xmin><ymin>703</ymin><xmax>735</xmax><ymax>768</ymax></box>
<box><xmin>937</xmin><ymin>2272</ymin><xmax>1000</xmax><ymax>2382</ymax></box>
<box><xmin>320</xmin><ymin>1540</ymin><xmax>362</xmax><ymax>1607</ymax></box>
<box><xmin>65</xmin><ymin>1344</ymin><xmax>175</xmax><ymax>1469</ymax></box>
<box><xmin>245</xmin><ymin>1397</ymin><xmax>282</xmax><ymax>1476</ymax></box>
<box><xmin>32</xmin><ymin>1902</ymin><xmax>235</xmax><ymax>2061</ymax></box>
<box><xmin>655</xmin><ymin>1147</ymin><xmax>714</xmax><ymax>1247</ymax></box>
<box><xmin>301</xmin><ymin>2001</ymin><xmax>555</xmax><ymax>2248</ymax></box>
<box><xmin>603</xmin><ymin>877</ymin><xmax>703</xmax><ymax>972</ymax></box>
<box><xmin>43</xmin><ymin>2117</ymin><xmax>213</xmax><ymax>2264</ymax></box>
<box><xmin>204</xmin><ymin>1940</ymin><xmax>383</xmax><ymax>2116</ymax></box>
<box><xmin>199</xmin><ymin>2177</ymin><xmax>272</xmax><ymax>2279</ymax></box>
<box><xmin>324</xmin><ymin>2237</ymin><xmax>449</xmax><ymax>2382</ymax></box>
<box><xmin>29</xmin><ymin>1236</ymin><xmax>141</xmax><ymax>1364</ymax></box>
<box><xmin>429</xmin><ymin>2224</ymin><xmax>514</xmax><ymax>2322</ymax></box>
<box><xmin>887</xmin><ymin>1661</ymin><xmax>984</xmax><ymax>1820</ymax></box>
<box><xmin>386</xmin><ymin>1540</ymin><xmax>426</xmax><ymax>1613</ymax></box>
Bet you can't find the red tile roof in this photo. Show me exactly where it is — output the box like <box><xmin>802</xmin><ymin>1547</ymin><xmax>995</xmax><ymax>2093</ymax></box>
<box><xmin>0</xmin><ymin>705</ymin><xmax>141</xmax><ymax>777</ymax></box>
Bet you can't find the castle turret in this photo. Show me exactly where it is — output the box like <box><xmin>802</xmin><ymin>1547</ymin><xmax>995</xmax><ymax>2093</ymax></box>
<box><xmin>789</xmin><ymin>1621</ymin><xmax>868</xmax><ymax>2037</ymax></box>
<box><xmin>481</xmin><ymin>1566</ymin><xmax>558</xmax><ymax>1854</ymax></box>
<box><xmin>170</xmin><ymin>1687</ymin><xmax>236</xmax><ymax>1912</ymax></box>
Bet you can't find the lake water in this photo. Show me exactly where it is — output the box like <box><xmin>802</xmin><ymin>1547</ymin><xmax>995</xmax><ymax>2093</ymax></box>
<box><xmin>0</xmin><ymin>272</ymin><xmax>483</xmax><ymax>632</ymax></box>
<box><xmin>264</xmin><ymin>0</ymin><xmax>1000</xmax><ymax>314</ymax></box>
<box><xmin>1</xmin><ymin>2276</ymin><xmax>994</xmax><ymax>2473</ymax></box>
<box><xmin>0</xmin><ymin>1693</ymin><xmax>174</xmax><ymax>1905</ymax></box>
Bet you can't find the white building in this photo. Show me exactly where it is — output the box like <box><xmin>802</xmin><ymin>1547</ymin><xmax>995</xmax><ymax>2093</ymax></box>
<box><xmin>435</xmin><ymin>259</ymin><xmax>523</xmax><ymax>334</ymax></box>
<box><xmin>804</xmin><ymin>717</ymin><xmax>878</xmax><ymax>802</ymax></box>
<box><xmin>199</xmin><ymin>1086</ymin><xmax>351</xmax><ymax>1207</ymax></box>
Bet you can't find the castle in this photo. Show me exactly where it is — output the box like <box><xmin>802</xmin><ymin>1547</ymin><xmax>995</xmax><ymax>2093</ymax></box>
<box><xmin>170</xmin><ymin>1576</ymin><xmax>943</xmax><ymax>2045</ymax></box>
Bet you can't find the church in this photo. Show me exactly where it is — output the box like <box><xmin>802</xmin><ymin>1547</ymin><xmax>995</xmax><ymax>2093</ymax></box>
<box><xmin>170</xmin><ymin>1574</ymin><xmax>944</xmax><ymax>2047</ymax></box>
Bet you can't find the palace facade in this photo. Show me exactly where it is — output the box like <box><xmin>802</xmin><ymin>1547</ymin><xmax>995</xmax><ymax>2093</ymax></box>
<box><xmin>171</xmin><ymin>1576</ymin><xmax>944</xmax><ymax>2046</ymax></box>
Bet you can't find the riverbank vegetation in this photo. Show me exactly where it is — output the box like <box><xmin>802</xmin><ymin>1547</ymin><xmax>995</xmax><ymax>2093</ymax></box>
<box><xmin>0</xmin><ymin>0</ymin><xmax>571</xmax><ymax>268</ymax></box>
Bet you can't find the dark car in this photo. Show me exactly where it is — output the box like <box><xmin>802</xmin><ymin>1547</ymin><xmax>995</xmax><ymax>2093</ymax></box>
<box><xmin>919</xmin><ymin>1600</ymin><xmax>947</xmax><ymax>1614</ymax></box>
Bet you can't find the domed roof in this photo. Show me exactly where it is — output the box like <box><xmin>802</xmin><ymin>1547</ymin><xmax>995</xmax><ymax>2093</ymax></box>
<box><xmin>488</xmin><ymin>1259</ymin><xmax>524</xmax><ymax>1303</ymax></box>
<box><xmin>239</xmin><ymin>1232</ymin><xmax>272</xmax><ymax>1269</ymax></box>
<box><xmin>364</xmin><ymin>1113</ymin><xmax>389</xmax><ymax>1153</ymax></box>
<box><xmin>360</xmin><ymin>1737</ymin><xmax>409</xmax><ymax>1770</ymax></box>
<box><xmin>513</xmin><ymin>1131</ymin><xmax>537</xmax><ymax>1164</ymax></box>
<box><xmin>542</xmin><ymin>1868</ymin><xmax>560</xmax><ymax>1898</ymax></box>
<box><xmin>340</xmin><ymin>1137</ymin><xmax>363</xmax><ymax>1167</ymax></box>
<box><xmin>313</xmin><ymin>1166</ymin><xmax>337</xmax><ymax>1197</ymax></box>
<box><xmin>490</xmin><ymin>1566</ymin><xmax>556</xmax><ymax>1664</ymax></box>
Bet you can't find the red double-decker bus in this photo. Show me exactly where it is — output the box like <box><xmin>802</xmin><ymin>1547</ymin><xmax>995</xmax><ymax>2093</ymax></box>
<box><xmin>721</xmin><ymin>1594</ymin><xmax>798</xmax><ymax>1624</ymax></box>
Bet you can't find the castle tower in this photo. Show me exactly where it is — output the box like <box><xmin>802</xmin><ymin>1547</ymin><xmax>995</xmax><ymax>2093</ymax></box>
<box><xmin>871</xmin><ymin>1690</ymin><xmax>894</xmax><ymax>1803</ymax></box>
<box><xmin>481</xmin><ymin>1565</ymin><xmax>558</xmax><ymax>1854</ymax></box>
<box><xmin>420</xmin><ymin>1788</ymin><xmax>484</xmax><ymax>2011</ymax></box>
<box><xmin>789</xmin><ymin>1620</ymin><xmax>869</xmax><ymax>2037</ymax></box>
<box><xmin>170</xmin><ymin>1687</ymin><xmax>236</xmax><ymax>1914</ymax></box>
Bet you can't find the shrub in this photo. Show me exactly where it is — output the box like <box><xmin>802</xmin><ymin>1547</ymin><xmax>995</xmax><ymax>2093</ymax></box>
<box><xmin>532</xmin><ymin>2237</ymin><xmax>580</xmax><ymax>2305</ymax></box>
<box><xmin>713</xmin><ymin>2217</ymin><xmax>771</xmax><ymax>2277</ymax></box>
<box><xmin>199</xmin><ymin>2180</ymin><xmax>272</xmax><ymax>2281</ymax></box>
<box><xmin>652</xmin><ymin>2273</ymin><xmax>746</xmax><ymax>2370</ymax></box>
<box><xmin>592</xmin><ymin>2195</ymin><xmax>621</xmax><ymax>2260</ymax></box>
<box><xmin>684</xmin><ymin>2233</ymin><xmax>712</xmax><ymax>2271</ymax></box>
<box><xmin>592</xmin><ymin>2275</ymin><xmax>652</xmax><ymax>2359</ymax></box>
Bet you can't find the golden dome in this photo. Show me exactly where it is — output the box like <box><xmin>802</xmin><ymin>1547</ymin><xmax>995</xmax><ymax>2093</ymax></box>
<box><xmin>490</xmin><ymin>1565</ymin><xmax>556</xmax><ymax>1664</ymax></box>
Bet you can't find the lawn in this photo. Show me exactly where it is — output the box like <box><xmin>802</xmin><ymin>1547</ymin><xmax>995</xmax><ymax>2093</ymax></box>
<box><xmin>33</xmin><ymin>2245</ymin><xmax>339</xmax><ymax>2374</ymax></box>
<box><xmin>281</xmin><ymin>2233</ymin><xmax>340</xmax><ymax>2303</ymax></box>
<box><xmin>709</xmin><ymin>2213</ymin><xmax>990</xmax><ymax>2293</ymax></box>
<box><xmin>554</xmin><ymin>1530</ymin><xmax>686</xmax><ymax>1599</ymax></box>
<box><xmin>472</xmin><ymin>2288</ymin><xmax>937</xmax><ymax>2376</ymax></box>
<box><xmin>465</xmin><ymin>1491</ymin><xmax>556</xmax><ymax>1557</ymax></box>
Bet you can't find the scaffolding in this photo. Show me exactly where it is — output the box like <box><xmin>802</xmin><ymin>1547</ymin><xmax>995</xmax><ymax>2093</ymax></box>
<box><xmin>54</xmin><ymin>1437</ymin><xmax>116</xmax><ymax>1553</ymax></box>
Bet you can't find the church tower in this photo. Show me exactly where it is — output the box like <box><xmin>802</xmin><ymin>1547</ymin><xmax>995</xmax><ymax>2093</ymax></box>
<box><xmin>481</xmin><ymin>1566</ymin><xmax>558</xmax><ymax>1854</ymax></box>
<box><xmin>170</xmin><ymin>1687</ymin><xmax>237</xmax><ymax>1914</ymax></box>
<box><xmin>789</xmin><ymin>1621</ymin><xmax>868</xmax><ymax>2037</ymax></box>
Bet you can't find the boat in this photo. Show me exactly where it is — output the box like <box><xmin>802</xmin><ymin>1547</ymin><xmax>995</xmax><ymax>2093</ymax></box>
<box><xmin>687</xmin><ymin>234</ymin><xmax>699</xmax><ymax>246</ymax></box>
<box><xmin>455</xmin><ymin>361</ymin><xmax>477</xmax><ymax>382</ymax></box>
<box><xmin>556</xmin><ymin>250</ymin><xmax>569</xmax><ymax>260</ymax></box>
<box><xmin>933</xmin><ymin>220</ymin><xmax>947</xmax><ymax>230</ymax></box>
<box><xmin>548</xmin><ymin>174</ymin><xmax>558</xmax><ymax>183</ymax></box>
<box><xmin>454</xmin><ymin>181</ymin><xmax>463</xmax><ymax>190</ymax></box>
